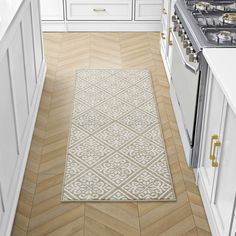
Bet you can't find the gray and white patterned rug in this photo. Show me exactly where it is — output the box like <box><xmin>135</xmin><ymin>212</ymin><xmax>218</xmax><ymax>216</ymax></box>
<box><xmin>62</xmin><ymin>69</ymin><xmax>176</xmax><ymax>201</ymax></box>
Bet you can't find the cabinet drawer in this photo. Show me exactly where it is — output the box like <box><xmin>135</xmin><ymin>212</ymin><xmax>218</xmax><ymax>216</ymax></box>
<box><xmin>135</xmin><ymin>0</ymin><xmax>162</xmax><ymax>21</ymax></box>
<box><xmin>67</xmin><ymin>0</ymin><xmax>132</xmax><ymax>21</ymax></box>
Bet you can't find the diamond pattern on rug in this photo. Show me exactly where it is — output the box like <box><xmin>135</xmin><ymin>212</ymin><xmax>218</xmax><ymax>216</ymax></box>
<box><xmin>94</xmin><ymin>153</ymin><xmax>141</xmax><ymax>186</ymax></box>
<box><xmin>96</xmin><ymin>97</ymin><xmax>134</xmax><ymax>120</ymax></box>
<box><xmin>62</xmin><ymin>69</ymin><xmax>176</xmax><ymax>201</ymax></box>
<box><xmin>73</xmin><ymin>109</ymin><xmax>112</xmax><ymax>134</ymax></box>
<box><xmin>139</xmin><ymin>99</ymin><xmax>159</xmax><ymax>117</ymax></box>
<box><xmin>68</xmin><ymin>137</ymin><xmax>114</xmax><ymax>166</ymax></box>
<box><xmin>69</xmin><ymin>124</ymin><xmax>89</xmax><ymax>147</ymax></box>
<box><xmin>117</xmin><ymin>85</ymin><xmax>153</xmax><ymax>107</ymax></box>
<box><xmin>119</xmin><ymin>109</ymin><xmax>158</xmax><ymax>134</ymax></box>
<box><xmin>75</xmin><ymin>85</ymin><xmax>112</xmax><ymax>107</ymax></box>
<box><xmin>122</xmin><ymin>170</ymin><xmax>174</xmax><ymax>200</ymax></box>
<box><xmin>120</xmin><ymin>137</ymin><xmax>165</xmax><ymax>166</ymax></box>
<box><xmin>64</xmin><ymin>170</ymin><xmax>115</xmax><ymax>200</ymax></box>
<box><xmin>95</xmin><ymin>123</ymin><xmax>137</xmax><ymax>150</ymax></box>
<box><xmin>95</xmin><ymin>75</ymin><xmax>132</xmax><ymax>95</ymax></box>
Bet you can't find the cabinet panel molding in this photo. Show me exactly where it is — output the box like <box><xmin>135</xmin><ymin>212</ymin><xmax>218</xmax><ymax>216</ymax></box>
<box><xmin>40</xmin><ymin>0</ymin><xmax>64</xmax><ymax>21</ymax></box>
<box><xmin>135</xmin><ymin>0</ymin><xmax>162</xmax><ymax>21</ymax></box>
<box><xmin>31</xmin><ymin>0</ymin><xmax>43</xmax><ymax>77</ymax></box>
<box><xmin>0</xmin><ymin>52</ymin><xmax>19</xmax><ymax>202</ymax></box>
<box><xmin>8</xmin><ymin>27</ymin><xmax>29</xmax><ymax>147</ymax></box>
<box><xmin>21</xmin><ymin>4</ymin><xmax>37</xmax><ymax>107</ymax></box>
<box><xmin>67</xmin><ymin>0</ymin><xmax>132</xmax><ymax>21</ymax></box>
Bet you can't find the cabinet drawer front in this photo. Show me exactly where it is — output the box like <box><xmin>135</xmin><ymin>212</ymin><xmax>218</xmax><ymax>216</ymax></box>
<box><xmin>135</xmin><ymin>0</ymin><xmax>162</xmax><ymax>21</ymax></box>
<box><xmin>67</xmin><ymin>0</ymin><xmax>132</xmax><ymax>20</ymax></box>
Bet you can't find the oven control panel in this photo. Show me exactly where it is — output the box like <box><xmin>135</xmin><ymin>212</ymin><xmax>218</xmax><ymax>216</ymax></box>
<box><xmin>172</xmin><ymin>14</ymin><xmax>198</xmax><ymax>63</ymax></box>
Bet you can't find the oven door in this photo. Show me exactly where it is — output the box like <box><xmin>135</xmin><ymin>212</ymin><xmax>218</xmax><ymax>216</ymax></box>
<box><xmin>171</xmin><ymin>31</ymin><xmax>200</xmax><ymax>145</ymax></box>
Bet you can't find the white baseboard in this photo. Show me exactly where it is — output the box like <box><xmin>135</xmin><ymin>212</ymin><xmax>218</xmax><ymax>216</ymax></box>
<box><xmin>42</xmin><ymin>21</ymin><xmax>160</xmax><ymax>32</ymax></box>
<box><xmin>2</xmin><ymin>62</ymin><xmax>47</xmax><ymax>236</ymax></box>
<box><xmin>41</xmin><ymin>21</ymin><xmax>67</xmax><ymax>31</ymax></box>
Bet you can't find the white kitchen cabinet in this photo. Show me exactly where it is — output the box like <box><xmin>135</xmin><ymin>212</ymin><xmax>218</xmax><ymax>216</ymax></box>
<box><xmin>198</xmin><ymin>69</ymin><xmax>236</xmax><ymax>236</ymax></box>
<box><xmin>41</xmin><ymin>0</ymin><xmax>161</xmax><ymax>31</ymax></box>
<box><xmin>160</xmin><ymin>0</ymin><xmax>176</xmax><ymax>82</ymax></box>
<box><xmin>40</xmin><ymin>0</ymin><xmax>64</xmax><ymax>20</ymax></box>
<box><xmin>0</xmin><ymin>0</ymin><xmax>46</xmax><ymax>235</ymax></box>
<box><xmin>198</xmin><ymin>71</ymin><xmax>225</xmax><ymax>201</ymax></box>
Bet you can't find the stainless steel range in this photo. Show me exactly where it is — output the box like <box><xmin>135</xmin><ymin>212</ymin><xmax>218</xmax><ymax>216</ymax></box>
<box><xmin>169</xmin><ymin>0</ymin><xmax>236</xmax><ymax>167</ymax></box>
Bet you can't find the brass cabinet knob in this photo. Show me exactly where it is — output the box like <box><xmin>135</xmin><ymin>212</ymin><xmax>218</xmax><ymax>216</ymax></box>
<box><xmin>161</xmin><ymin>33</ymin><xmax>166</xmax><ymax>39</ymax></box>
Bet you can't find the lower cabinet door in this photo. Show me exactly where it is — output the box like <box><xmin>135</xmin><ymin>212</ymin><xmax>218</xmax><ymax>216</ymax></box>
<box><xmin>198</xmin><ymin>72</ymin><xmax>224</xmax><ymax>201</ymax></box>
<box><xmin>0</xmin><ymin>53</ymin><xmax>19</xmax><ymax>206</ymax></box>
<box><xmin>40</xmin><ymin>0</ymin><xmax>64</xmax><ymax>20</ymax></box>
<box><xmin>212</xmin><ymin>106</ymin><xmax>236</xmax><ymax>235</ymax></box>
<box><xmin>135</xmin><ymin>0</ymin><xmax>162</xmax><ymax>21</ymax></box>
<box><xmin>199</xmin><ymin>71</ymin><xmax>236</xmax><ymax>235</ymax></box>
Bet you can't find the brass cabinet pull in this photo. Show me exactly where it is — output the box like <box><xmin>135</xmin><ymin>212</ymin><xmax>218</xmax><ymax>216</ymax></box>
<box><xmin>210</xmin><ymin>134</ymin><xmax>218</xmax><ymax>160</ymax></box>
<box><xmin>161</xmin><ymin>32</ymin><xmax>166</xmax><ymax>39</ymax></box>
<box><xmin>93</xmin><ymin>8</ymin><xmax>106</xmax><ymax>12</ymax></box>
<box><xmin>209</xmin><ymin>134</ymin><xmax>221</xmax><ymax>168</ymax></box>
<box><xmin>168</xmin><ymin>27</ymin><xmax>173</xmax><ymax>46</ymax></box>
<box><xmin>163</xmin><ymin>8</ymin><xmax>167</xmax><ymax>14</ymax></box>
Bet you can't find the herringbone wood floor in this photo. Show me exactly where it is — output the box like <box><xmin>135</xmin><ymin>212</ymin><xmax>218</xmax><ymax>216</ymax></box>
<box><xmin>12</xmin><ymin>33</ymin><xmax>211</xmax><ymax>236</ymax></box>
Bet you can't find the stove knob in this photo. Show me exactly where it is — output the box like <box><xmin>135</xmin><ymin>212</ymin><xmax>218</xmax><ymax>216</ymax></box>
<box><xmin>172</xmin><ymin>15</ymin><xmax>178</xmax><ymax>23</ymax></box>
<box><xmin>178</xmin><ymin>28</ymin><xmax>185</xmax><ymax>37</ymax></box>
<box><xmin>189</xmin><ymin>53</ymin><xmax>198</xmax><ymax>62</ymax></box>
<box><xmin>173</xmin><ymin>19</ymin><xmax>180</xmax><ymax>31</ymax></box>
<box><xmin>183</xmin><ymin>39</ymin><xmax>190</xmax><ymax>48</ymax></box>
<box><xmin>176</xmin><ymin>23</ymin><xmax>182</xmax><ymax>33</ymax></box>
<box><xmin>181</xmin><ymin>33</ymin><xmax>187</xmax><ymax>42</ymax></box>
<box><xmin>186</xmin><ymin>46</ymin><xmax>193</xmax><ymax>55</ymax></box>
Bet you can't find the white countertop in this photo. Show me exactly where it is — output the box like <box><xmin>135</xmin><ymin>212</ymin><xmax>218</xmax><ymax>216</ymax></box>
<box><xmin>203</xmin><ymin>48</ymin><xmax>236</xmax><ymax>115</ymax></box>
<box><xmin>0</xmin><ymin>0</ymin><xmax>24</xmax><ymax>41</ymax></box>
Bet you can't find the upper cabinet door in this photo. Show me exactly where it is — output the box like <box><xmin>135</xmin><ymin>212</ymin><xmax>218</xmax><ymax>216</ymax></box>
<box><xmin>40</xmin><ymin>0</ymin><xmax>64</xmax><ymax>21</ymax></box>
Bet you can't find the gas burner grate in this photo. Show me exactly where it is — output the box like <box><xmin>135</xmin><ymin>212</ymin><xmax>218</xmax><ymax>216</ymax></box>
<box><xmin>186</xmin><ymin>0</ymin><xmax>236</xmax><ymax>12</ymax></box>
<box><xmin>192</xmin><ymin>11</ymin><xmax>236</xmax><ymax>26</ymax></box>
<box><xmin>202</xmin><ymin>27</ymin><xmax>236</xmax><ymax>44</ymax></box>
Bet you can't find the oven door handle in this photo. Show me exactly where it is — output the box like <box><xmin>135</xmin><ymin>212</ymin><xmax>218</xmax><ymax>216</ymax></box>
<box><xmin>172</xmin><ymin>31</ymin><xmax>199</xmax><ymax>74</ymax></box>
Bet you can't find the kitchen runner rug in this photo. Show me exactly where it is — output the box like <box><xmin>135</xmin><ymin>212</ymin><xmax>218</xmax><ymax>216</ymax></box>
<box><xmin>62</xmin><ymin>69</ymin><xmax>176</xmax><ymax>201</ymax></box>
